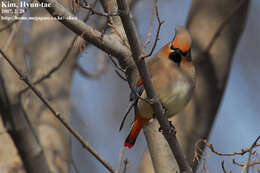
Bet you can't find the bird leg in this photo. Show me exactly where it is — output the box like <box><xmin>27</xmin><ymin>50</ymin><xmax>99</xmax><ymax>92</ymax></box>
<box><xmin>158</xmin><ymin>105</ymin><xmax>176</xmax><ymax>135</ymax></box>
<box><xmin>158</xmin><ymin>120</ymin><xmax>176</xmax><ymax>135</ymax></box>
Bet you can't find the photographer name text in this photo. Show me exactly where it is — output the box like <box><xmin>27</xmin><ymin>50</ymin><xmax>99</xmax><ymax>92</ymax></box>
<box><xmin>2</xmin><ymin>1</ymin><xmax>51</xmax><ymax>8</ymax></box>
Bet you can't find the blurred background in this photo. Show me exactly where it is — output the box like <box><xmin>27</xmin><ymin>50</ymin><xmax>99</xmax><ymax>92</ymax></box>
<box><xmin>71</xmin><ymin>0</ymin><xmax>260</xmax><ymax>172</ymax></box>
<box><xmin>0</xmin><ymin>0</ymin><xmax>259</xmax><ymax>172</ymax></box>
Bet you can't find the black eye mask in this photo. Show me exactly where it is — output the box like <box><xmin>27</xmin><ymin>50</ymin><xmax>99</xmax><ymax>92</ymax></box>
<box><xmin>169</xmin><ymin>46</ymin><xmax>192</xmax><ymax>63</ymax></box>
<box><xmin>169</xmin><ymin>51</ymin><xmax>181</xmax><ymax>64</ymax></box>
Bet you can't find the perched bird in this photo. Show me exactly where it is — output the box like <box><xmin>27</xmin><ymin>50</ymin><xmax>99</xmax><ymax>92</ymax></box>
<box><xmin>123</xmin><ymin>26</ymin><xmax>196</xmax><ymax>148</ymax></box>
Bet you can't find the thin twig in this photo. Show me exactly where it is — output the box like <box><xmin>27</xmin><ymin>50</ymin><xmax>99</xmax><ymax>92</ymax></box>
<box><xmin>232</xmin><ymin>158</ymin><xmax>260</xmax><ymax>168</ymax></box>
<box><xmin>0</xmin><ymin>12</ymin><xmax>25</xmax><ymax>33</ymax></box>
<box><xmin>232</xmin><ymin>158</ymin><xmax>244</xmax><ymax>167</ymax></box>
<box><xmin>122</xmin><ymin>159</ymin><xmax>129</xmax><ymax>173</ymax></box>
<box><xmin>71</xmin><ymin>157</ymin><xmax>80</xmax><ymax>173</ymax></box>
<box><xmin>108</xmin><ymin>55</ymin><xmax>126</xmax><ymax>73</ymax></box>
<box><xmin>204</xmin><ymin>0</ymin><xmax>248</xmax><ymax>53</ymax></box>
<box><xmin>19</xmin><ymin>1</ymin><xmax>98</xmax><ymax>94</ymax></box>
<box><xmin>222</xmin><ymin>160</ymin><xmax>232</xmax><ymax>173</ymax></box>
<box><xmin>193</xmin><ymin>139</ymin><xmax>204</xmax><ymax>164</ymax></box>
<box><xmin>140</xmin><ymin>5</ymin><xmax>164</xmax><ymax>59</ymax></box>
<box><xmin>38</xmin><ymin>0</ymin><xmax>132</xmax><ymax>67</ymax></box>
<box><xmin>4</xmin><ymin>19</ymin><xmax>22</xmax><ymax>51</ymax></box>
<box><xmin>0</xmin><ymin>20</ymin><xmax>19</xmax><ymax>33</ymax></box>
<box><xmin>0</xmin><ymin>49</ymin><xmax>116</xmax><ymax>173</ymax></box>
<box><xmin>80</xmin><ymin>3</ymin><xmax>120</xmax><ymax>17</ymax></box>
<box><xmin>115</xmin><ymin>70</ymin><xmax>128</xmax><ymax>81</ymax></box>
<box><xmin>202</xmin><ymin>157</ymin><xmax>208</xmax><ymax>173</ymax></box>
<box><xmin>19</xmin><ymin>36</ymin><xmax>78</xmax><ymax>94</ymax></box>
<box><xmin>107</xmin><ymin>55</ymin><xmax>128</xmax><ymax>81</ymax></box>
<box><xmin>144</xmin><ymin>0</ymin><xmax>157</xmax><ymax>48</ymax></box>
<box><xmin>117</xmin><ymin>147</ymin><xmax>126</xmax><ymax>173</ymax></box>
<box><xmin>128</xmin><ymin>80</ymin><xmax>153</xmax><ymax>104</ymax></box>
<box><xmin>119</xmin><ymin>101</ymin><xmax>136</xmax><ymax>131</ymax></box>
<box><xmin>196</xmin><ymin>137</ymin><xmax>260</xmax><ymax>157</ymax></box>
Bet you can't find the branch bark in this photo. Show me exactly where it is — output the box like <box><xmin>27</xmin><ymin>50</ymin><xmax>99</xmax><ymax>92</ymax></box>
<box><xmin>36</xmin><ymin>0</ymin><xmax>193</xmax><ymax>171</ymax></box>
<box><xmin>0</xmin><ymin>47</ymin><xmax>116</xmax><ymax>173</ymax></box>
<box><xmin>0</xmin><ymin>75</ymin><xmax>51</xmax><ymax>173</ymax></box>
<box><xmin>37</xmin><ymin>0</ymin><xmax>137</xmax><ymax>80</ymax></box>
<box><xmin>139</xmin><ymin>0</ymin><xmax>250</xmax><ymax>172</ymax></box>
<box><xmin>116</xmin><ymin>0</ymin><xmax>192</xmax><ymax>172</ymax></box>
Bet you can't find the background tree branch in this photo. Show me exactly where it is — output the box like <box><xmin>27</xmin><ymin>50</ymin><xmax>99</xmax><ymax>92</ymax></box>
<box><xmin>0</xmin><ymin>75</ymin><xmax>51</xmax><ymax>173</ymax></box>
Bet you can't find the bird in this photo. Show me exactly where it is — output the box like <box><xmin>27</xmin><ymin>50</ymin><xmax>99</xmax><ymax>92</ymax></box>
<box><xmin>123</xmin><ymin>26</ymin><xmax>196</xmax><ymax>149</ymax></box>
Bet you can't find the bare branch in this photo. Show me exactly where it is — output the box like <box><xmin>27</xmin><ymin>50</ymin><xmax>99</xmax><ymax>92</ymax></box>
<box><xmin>0</xmin><ymin>12</ymin><xmax>25</xmax><ymax>33</ymax></box>
<box><xmin>71</xmin><ymin>157</ymin><xmax>80</xmax><ymax>173</ymax></box>
<box><xmin>221</xmin><ymin>160</ymin><xmax>232</xmax><ymax>173</ymax></box>
<box><xmin>0</xmin><ymin>20</ymin><xmax>19</xmax><ymax>33</ymax></box>
<box><xmin>119</xmin><ymin>101</ymin><xmax>135</xmax><ymax>131</ymax></box>
<box><xmin>195</xmin><ymin>137</ymin><xmax>260</xmax><ymax>157</ymax></box>
<box><xmin>80</xmin><ymin>2</ymin><xmax>121</xmax><ymax>17</ymax></box>
<box><xmin>19</xmin><ymin>1</ymin><xmax>100</xmax><ymax>94</ymax></box>
<box><xmin>108</xmin><ymin>55</ymin><xmax>126</xmax><ymax>73</ymax></box>
<box><xmin>19</xmin><ymin>36</ymin><xmax>78</xmax><ymax>94</ymax></box>
<box><xmin>232</xmin><ymin>158</ymin><xmax>260</xmax><ymax>169</ymax></box>
<box><xmin>117</xmin><ymin>147</ymin><xmax>126</xmax><ymax>173</ymax></box>
<box><xmin>116</xmin><ymin>0</ymin><xmax>192</xmax><ymax>172</ymax></box>
<box><xmin>0</xmin><ymin>75</ymin><xmax>51</xmax><ymax>173</ymax></box>
<box><xmin>122</xmin><ymin>159</ymin><xmax>129</xmax><ymax>173</ymax></box>
<box><xmin>144</xmin><ymin>0</ymin><xmax>157</xmax><ymax>48</ymax></box>
<box><xmin>141</xmin><ymin>5</ymin><xmax>164</xmax><ymax>59</ymax></box>
<box><xmin>37</xmin><ymin>0</ymin><xmax>132</xmax><ymax>65</ymax></box>
<box><xmin>0</xmin><ymin>49</ymin><xmax>116</xmax><ymax>173</ymax></box>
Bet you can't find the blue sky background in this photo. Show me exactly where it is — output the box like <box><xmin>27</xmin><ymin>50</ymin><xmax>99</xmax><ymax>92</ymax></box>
<box><xmin>71</xmin><ymin>0</ymin><xmax>260</xmax><ymax>172</ymax></box>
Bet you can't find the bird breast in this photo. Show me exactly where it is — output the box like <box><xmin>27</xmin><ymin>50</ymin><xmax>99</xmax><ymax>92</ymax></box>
<box><xmin>136</xmin><ymin>55</ymin><xmax>195</xmax><ymax>119</ymax></box>
<box><xmin>159</xmin><ymin>78</ymin><xmax>193</xmax><ymax>116</ymax></box>
<box><xmin>136</xmin><ymin>77</ymin><xmax>193</xmax><ymax>119</ymax></box>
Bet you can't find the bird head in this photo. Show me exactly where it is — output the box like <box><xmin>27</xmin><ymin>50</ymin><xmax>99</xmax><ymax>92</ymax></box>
<box><xmin>156</xmin><ymin>25</ymin><xmax>195</xmax><ymax>83</ymax></box>
<box><xmin>168</xmin><ymin>25</ymin><xmax>192</xmax><ymax>65</ymax></box>
<box><xmin>158</xmin><ymin>26</ymin><xmax>192</xmax><ymax>66</ymax></box>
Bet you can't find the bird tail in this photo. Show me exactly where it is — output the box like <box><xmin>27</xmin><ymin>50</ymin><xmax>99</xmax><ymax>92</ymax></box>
<box><xmin>124</xmin><ymin>112</ymin><xmax>150</xmax><ymax>149</ymax></box>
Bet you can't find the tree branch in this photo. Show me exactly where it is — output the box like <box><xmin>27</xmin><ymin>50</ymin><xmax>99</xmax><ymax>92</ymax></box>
<box><xmin>37</xmin><ymin>0</ymin><xmax>132</xmax><ymax>66</ymax></box>
<box><xmin>0</xmin><ymin>75</ymin><xmax>51</xmax><ymax>173</ymax></box>
<box><xmin>0</xmin><ymin>49</ymin><xmax>116</xmax><ymax>173</ymax></box>
<box><xmin>204</xmin><ymin>0</ymin><xmax>249</xmax><ymax>53</ymax></box>
<box><xmin>116</xmin><ymin>0</ymin><xmax>192</xmax><ymax>172</ymax></box>
<box><xmin>194</xmin><ymin>136</ymin><xmax>259</xmax><ymax>158</ymax></box>
<box><xmin>34</xmin><ymin>0</ymin><xmax>191</xmax><ymax>171</ymax></box>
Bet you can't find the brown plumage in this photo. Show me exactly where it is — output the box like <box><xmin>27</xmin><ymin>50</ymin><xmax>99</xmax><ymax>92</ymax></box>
<box><xmin>124</xmin><ymin>26</ymin><xmax>196</xmax><ymax>148</ymax></box>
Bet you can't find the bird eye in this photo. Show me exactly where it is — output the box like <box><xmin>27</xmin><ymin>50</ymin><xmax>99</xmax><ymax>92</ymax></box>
<box><xmin>169</xmin><ymin>51</ymin><xmax>181</xmax><ymax>64</ymax></box>
<box><xmin>170</xmin><ymin>45</ymin><xmax>174</xmax><ymax>50</ymax></box>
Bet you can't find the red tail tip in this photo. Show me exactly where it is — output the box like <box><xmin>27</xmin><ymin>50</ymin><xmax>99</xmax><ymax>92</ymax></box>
<box><xmin>124</xmin><ymin>142</ymin><xmax>134</xmax><ymax>149</ymax></box>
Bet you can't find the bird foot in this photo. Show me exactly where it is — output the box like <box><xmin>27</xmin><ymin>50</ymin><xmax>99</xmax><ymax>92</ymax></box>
<box><xmin>158</xmin><ymin>121</ymin><xmax>176</xmax><ymax>135</ymax></box>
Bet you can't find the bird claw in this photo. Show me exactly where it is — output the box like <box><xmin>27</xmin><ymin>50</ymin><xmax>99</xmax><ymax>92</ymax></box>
<box><xmin>158</xmin><ymin>121</ymin><xmax>176</xmax><ymax>135</ymax></box>
<box><xmin>157</xmin><ymin>104</ymin><xmax>176</xmax><ymax>134</ymax></box>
